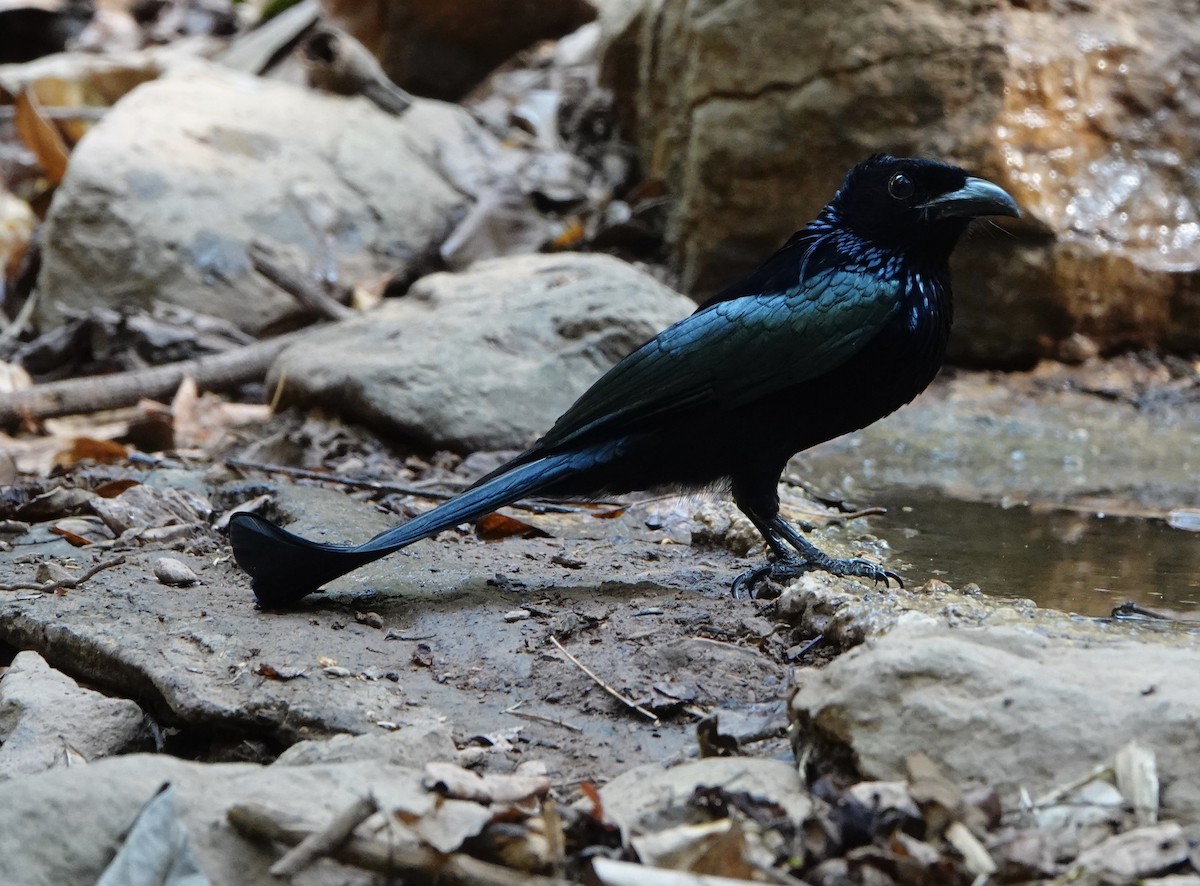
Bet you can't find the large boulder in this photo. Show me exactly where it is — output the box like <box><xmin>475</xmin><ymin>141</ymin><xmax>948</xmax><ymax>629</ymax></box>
<box><xmin>789</xmin><ymin>614</ymin><xmax>1200</xmax><ymax>824</ymax></box>
<box><xmin>36</xmin><ymin>63</ymin><xmax>481</xmax><ymax>335</ymax></box>
<box><xmin>603</xmin><ymin>0</ymin><xmax>1200</xmax><ymax>365</ymax></box>
<box><xmin>268</xmin><ymin>252</ymin><xmax>696</xmax><ymax>451</ymax></box>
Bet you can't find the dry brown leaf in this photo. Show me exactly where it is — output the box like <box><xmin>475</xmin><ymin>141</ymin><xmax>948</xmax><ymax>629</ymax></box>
<box><xmin>50</xmin><ymin>524</ymin><xmax>94</xmax><ymax>546</ymax></box>
<box><xmin>54</xmin><ymin>436</ymin><xmax>128</xmax><ymax>467</ymax></box>
<box><xmin>15</xmin><ymin>88</ymin><xmax>70</xmax><ymax>185</ymax></box>
<box><xmin>476</xmin><ymin>511</ymin><xmax>551</xmax><ymax>541</ymax></box>
<box><xmin>30</xmin><ymin>76</ymin><xmax>100</xmax><ymax>145</ymax></box>
<box><xmin>93</xmin><ymin>478</ymin><xmax>140</xmax><ymax>498</ymax></box>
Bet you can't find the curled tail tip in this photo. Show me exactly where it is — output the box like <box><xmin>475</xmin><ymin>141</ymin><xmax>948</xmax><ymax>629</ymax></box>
<box><xmin>227</xmin><ymin>511</ymin><xmax>326</xmax><ymax>609</ymax></box>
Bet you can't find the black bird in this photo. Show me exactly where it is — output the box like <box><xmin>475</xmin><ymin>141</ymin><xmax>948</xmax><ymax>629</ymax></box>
<box><xmin>230</xmin><ymin>155</ymin><xmax>1019</xmax><ymax>608</ymax></box>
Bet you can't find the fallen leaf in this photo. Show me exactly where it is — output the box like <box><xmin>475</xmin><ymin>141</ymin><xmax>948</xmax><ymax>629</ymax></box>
<box><xmin>477</xmin><ymin>511</ymin><xmax>552</xmax><ymax>541</ymax></box>
<box><xmin>93</xmin><ymin>478</ymin><xmax>140</xmax><ymax>498</ymax></box>
<box><xmin>424</xmin><ymin>762</ymin><xmax>551</xmax><ymax>805</ymax></box>
<box><xmin>15</xmin><ymin>87</ymin><xmax>70</xmax><ymax>185</ymax></box>
<box><xmin>254</xmin><ymin>663</ymin><xmax>307</xmax><ymax>681</ymax></box>
<box><xmin>49</xmin><ymin>524</ymin><xmax>94</xmax><ymax>546</ymax></box>
<box><xmin>54</xmin><ymin>436</ymin><xmax>128</xmax><ymax>467</ymax></box>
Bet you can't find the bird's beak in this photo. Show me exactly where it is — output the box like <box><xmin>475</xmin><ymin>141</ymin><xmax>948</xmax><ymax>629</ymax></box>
<box><xmin>920</xmin><ymin>176</ymin><xmax>1021</xmax><ymax>219</ymax></box>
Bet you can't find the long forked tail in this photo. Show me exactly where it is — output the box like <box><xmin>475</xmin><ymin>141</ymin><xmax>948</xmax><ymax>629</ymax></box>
<box><xmin>228</xmin><ymin>450</ymin><xmax>591</xmax><ymax>608</ymax></box>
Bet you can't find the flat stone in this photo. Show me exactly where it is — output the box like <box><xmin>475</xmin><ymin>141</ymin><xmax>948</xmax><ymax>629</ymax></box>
<box><xmin>0</xmin><ymin>754</ymin><xmax>427</xmax><ymax>886</ymax></box>
<box><xmin>0</xmin><ymin>650</ymin><xmax>145</xmax><ymax>779</ymax></box>
<box><xmin>268</xmin><ymin>253</ymin><xmax>695</xmax><ymax>450</ymax></box>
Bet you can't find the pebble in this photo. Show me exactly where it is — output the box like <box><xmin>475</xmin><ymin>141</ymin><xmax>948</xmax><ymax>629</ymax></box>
<box><xmin>153</xmin><ymin>557</ymin><xmax>198</xmax><ymax>586</ymax></box>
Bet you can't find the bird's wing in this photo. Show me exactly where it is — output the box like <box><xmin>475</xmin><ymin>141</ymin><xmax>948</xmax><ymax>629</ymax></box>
<box><xmin>537</xmin><ymin>264</ymin><xmax>903</xmax><ymax>450</ymax></box>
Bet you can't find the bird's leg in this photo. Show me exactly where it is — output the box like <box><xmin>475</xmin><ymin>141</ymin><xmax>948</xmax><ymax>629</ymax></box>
<box><xmin>731</xmin><ymin>494</ymin><xmax>902</xmax><ymax>597</ymax></box>
<box><xmin>731</xmin><ymin>472</ymin><xmax>901</xmax><ymax>596</ymax></box>
<box><xmin>768</xmin><ymin>515</ymin><xmax>902</xmax><ymax>588</ymax></box>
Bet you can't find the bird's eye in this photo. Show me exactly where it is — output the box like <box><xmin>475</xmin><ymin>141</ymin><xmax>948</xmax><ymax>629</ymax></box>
<box><xmin>888</xmin><ymin>173</ymin><xmax>915</xmax><ymax>200</ymax></box>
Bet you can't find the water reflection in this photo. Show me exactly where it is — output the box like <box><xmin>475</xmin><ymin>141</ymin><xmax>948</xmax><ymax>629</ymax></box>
<box><xmin>870</xmin><ymin>489</ymin><xmax>1200</xmax><ymax>618</ymax></box>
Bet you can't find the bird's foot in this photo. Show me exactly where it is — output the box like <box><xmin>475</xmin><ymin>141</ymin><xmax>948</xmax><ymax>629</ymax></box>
<box><xmin>821</xmin><ymin>555</ymin><xmax>903</xmax><ymax>589</ymax></box>
<box><xmin>731</xmin><ymin>554</ymin><xmax>902</xmax><ymax>598</ymax></box>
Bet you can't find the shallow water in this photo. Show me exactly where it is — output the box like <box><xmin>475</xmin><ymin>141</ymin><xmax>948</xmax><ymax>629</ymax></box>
<box><xmin>868</xmin><ymin>489</ymin><xmax>1200</xmax><ymax>619</ymax></box>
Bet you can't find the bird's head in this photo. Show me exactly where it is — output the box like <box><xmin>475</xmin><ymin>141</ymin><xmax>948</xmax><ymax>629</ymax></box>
<box><xmin>830</xmin><ymin>155</ymin><xmax>1020</xmax><ymax>258</ymax></box>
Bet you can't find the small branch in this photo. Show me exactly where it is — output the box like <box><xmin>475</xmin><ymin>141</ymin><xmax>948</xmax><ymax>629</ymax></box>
<box><xmin>226</xmin><ymin>457</ymin><xmax>458</xmax><ymax>500</ymax></box>
<box><xmin>550</xmin><ymin>635</ymin><xmax>659</xmax><ymax>724</ymax></box>
<box><xmin>227</xmin><ymin>802</ymin><xmax>569</xmax><ymax>886</ymax></box>
<box><xmin>270</xmin><ymin>794</ymin><xmax>378</xmax><ymax>877</ymax></box>
<box><xmin>0</xmin><ymin>556</ymin><xmax>125</xmax><ymax>593</ymax></box>
<box><xmin>504</xmin><ymin>701</ymin><xmax>583</xmax><ymax>733</ymax></box>
<box><xmin>247</xmin><ymin>241</ymin><xmax>354</xmax><ymax>321</ymax></box>
<box><xmin>226</xmin><ymin>458</ymin><xmax>613</xmax><ymax>515</ymax></box>
<box><xmin>0</xmin><ymin>330</ymin><xmax>312</xmax><ymax>426</ymax></box>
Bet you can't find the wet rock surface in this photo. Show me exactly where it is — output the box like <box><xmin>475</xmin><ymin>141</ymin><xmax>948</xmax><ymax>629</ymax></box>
<box><xmin>607</xmin><ymin>0</ymin><xmax>1200</xmax><ymax>363</ymax></box>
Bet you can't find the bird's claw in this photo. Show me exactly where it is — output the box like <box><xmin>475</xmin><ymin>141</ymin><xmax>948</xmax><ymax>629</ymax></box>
<box><xmin>731</xmin><ymin>555</ymin><xmax>902</xmax><ymax>598</ymax></box>
<box><xmin>826</xmin><ymin>557</ymin><xmax>904</xmax><ymax>589</ymax></box>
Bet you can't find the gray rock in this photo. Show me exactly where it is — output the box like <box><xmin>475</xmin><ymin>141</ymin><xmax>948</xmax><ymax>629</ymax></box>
<box><xmin>274</xmin><ymin>719</ymin><xmax>457</xmax><ymax>768</ymax></box>
<box><xmin>0</xmin><ymin>754</ymin><xmax>425</xmax><ymax>886</ymax></box>
<box><xmin>154</xmin><ymin>557</ymin><xmax>200</xmax><ymax>587</ymax></box>
<box><xmin>268</xmin><ymin>253</ymin><xmax>695</xmax><ymax>450</ymax></box>
<box><xmin>607</xmin><ymin>0</ymin><xmax>1200</xmax><ymax>364</ymax></box>
<box><xmin>599</xmin><ymin>756</ymin><xmax>812</xmax><ymax>839</ymax></box>
<box><xmin>0</xmin><ymin>651</ymin><xmax>145</xmax><ymax>779</ymax></box>
<box><xmin>37</xmin><ymin>63</ymin><xmax>480</xmax><ymax>335</ymax></box>
<box><xmin>789</xmin><ymin>618</ymin><xmax>1200</xmax><ymax>824</ymax></box>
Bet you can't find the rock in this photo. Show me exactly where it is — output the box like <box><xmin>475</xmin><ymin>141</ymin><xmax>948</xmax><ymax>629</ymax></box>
<box><xmin>599</xmin><ymin>757</ymin><xmax>812</xmax><ymax>838</ymax></box>
<box><xmin>0</xmin><ymin>754</ymin><xmax>425</xmax><ymax>886</ymax></box>
<box><xmin>274</xmin><ymin>719</ymin><xmax>457</xmax><ymax>768</ymax></box>
<box><xmin>607</xmin><ymin>0</ymin><xmax>1200</xmax><ymax>364</ymax></box>
<box><xmin>268</xmin><ymin>253</ymin><xmax>695</xmax><ymax>450</ymax></box>
<box><xmin>320</xmin><ymin>0</ymin><xmax>597</xmax><ymax>100</ymax></box>
<box><xmin>154</xmin><ymin>557</ymin><xmax>199</xmax><ymax>586</ymax></box>
<box><xmin>0</xmin><ymin>651</ymin><xmax>145</xmax><ymax>779</ymax></box>
<box><xmin>36</xmin><ymin>63</ymin><xmax>481</xmax><ymax>336</ymax></box>
<box><xmin>788</xmin><ymin>617</ymin><xmax>1200</xmax><ymax>824</ymax></box>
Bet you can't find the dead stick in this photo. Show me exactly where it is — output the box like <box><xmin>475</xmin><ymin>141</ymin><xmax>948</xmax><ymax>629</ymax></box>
<box><xmin>248</xmin><ymin>241</ymin><xmax>353</xmax><ymax>321</ymax></box>
<box><xmin>0</xmin><ymin>331</ymin><xmax>311</xmax><ymax>425</ymax></box>
<box><xmin>227</xmin><ymin>802</ymin><xmax>568</xmax><ymax>886</ymax></box>
<box><xmin>504</xmin><ymin>701</ymin><xmax>583</xmax><ymax>733</ymax></box>
<box><xmin>550</xmin><ymin>635</ymin><xmax>659</xmax><ymax>724</ymax></box>
<box><xmin>270</xmin><ymin>793</ymin><xmax>378</xmax><ymax>877</ymax></box>
<box><xmin>225</xmin><ymin>458</ymin><xmax>615</xmax><ymax>515</ymax></box>
<box><xmin>0</xmin><ymin>556</ymin><xmax>125</xmax><ymax>593</ymax></box>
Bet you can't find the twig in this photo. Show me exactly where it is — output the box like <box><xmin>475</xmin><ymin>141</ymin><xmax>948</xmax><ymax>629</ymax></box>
<box><xmin>504</xmin><ymin>701</ymin><xmax>583</xmax><ymax>733</ymax></box>
<box><xmin>0</xmin><ymin>288</ymin><xmax>38</xmax><ymax>343</ymax></box>
<box><xmin>227</xmin><ymin>802</ymin><xmax>569</xmax><ymax>886</ymax></box>
<box><xmin>0</xmin><ymin>556</ymin><xmax>125</xmax><ymax>592</ymax></box>
<box><xmin>0</xmin><ymin>330</ymin><xmax>311</xmax><ymax>426</ymax></box>
<box><xmin>550</xmin><ymin>635</ymin><xmax>659</xmax><ymax>724</ymax></box>
<box><xmin>1030</xmin><ymin>761</ymin><xmax>1114</xmax><ymax>808</ymax></box>
<box><xmin>270</xmin><ymin>794</ymin><xmax>378</xmax><ymax>877</ymax></box>
<box><xmin>226</xmin><ymin>458</ymin><xmax>612</xmax><ymax>515</ymax></box>
<box><xmin>247</xmin><ymin>241</ymin><xmax>354</xmax><ymax>321</ymax></box>
<box><xmin>226</xmin><ymin>457</ymin><xmax>458</xmax><ymax>500</ymax></box>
